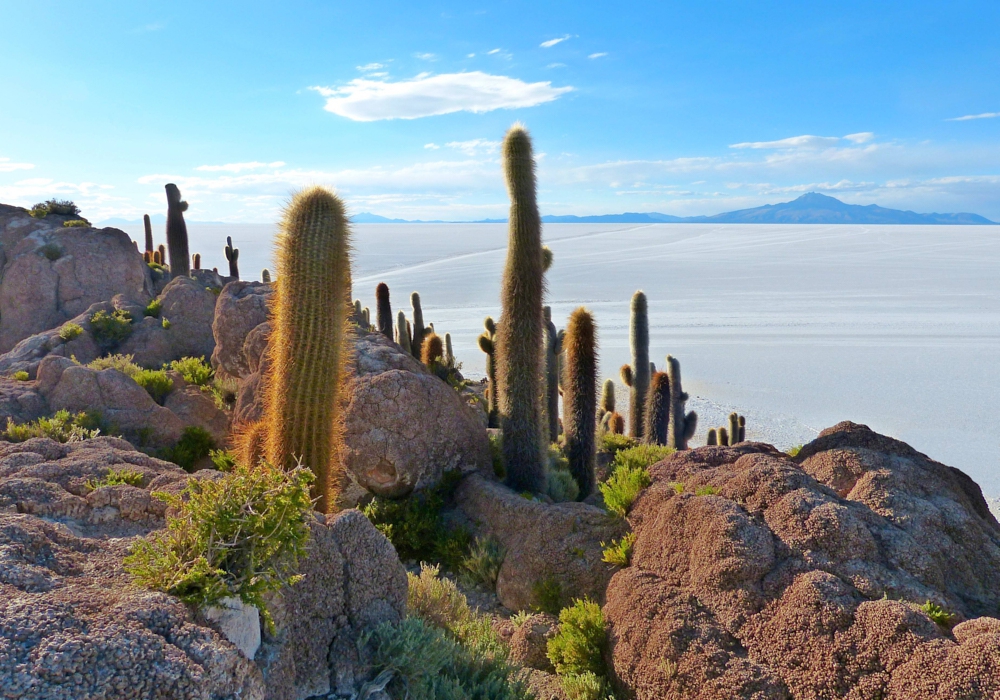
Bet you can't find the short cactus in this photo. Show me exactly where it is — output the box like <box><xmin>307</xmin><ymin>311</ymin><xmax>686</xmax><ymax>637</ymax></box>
<box><xmin>165</xmin><ymin>184</ymin><xmax>190</xmax><ymax>277</ymax></box>
<box><xmin>609</xmin><ymin>412</ymin><xmax>625</xmax><ymax>435</ymax></box>
<box><xmin>444</xmin><ymin>332</ymin><xmax>453</xmax><ymax>365</ymax></box>
<box><xmin>375</xmin><ymin>282</ymin><xmax>393</xmax><ymax>339</ymax></box>
<box><xmin>600</xmin><ymin>378</ymin><xmax>615</xmax><ymax>415</ymax></box>
<box><xmin>396</xmin><ymin>311</ymin><xmax>412</xmax><ymax>354</ymax></box>
<box><xmin>410</xmin><ymin>292</ymin><xmax>425</xmax><ymax>359</ymax></box>
<box><xmin>157</xmin><ymin>244</ymin><xmax>167</xmax><ymax>267</ymax></box>
<box><xmin>421</xmin><ymin>331</ymin><xmax>444</xmax><ymax>368</ymax></box>
<box><xmin>626</xmin><ymin>291</ymin><xmax>650</xmax><ymax>439</ymax></box>
<box><xmin>478</xmin><ymin>317</ymin><xmax>499</xmax><ymax>428</ymax></box>
<box><xmin>192</xmin><ymin>253</ymin><xmax>201</xmax><ymax>270</ymax></box>
<box><xmin>262</xmin><ymin>269</ymin><xmax>271</xmax><ymax>284</ymax></box>
<box><xmin>643</xmin><ymin>371</ymin><xmax>671</xmax><ymax>446</ymax></box>
<box><xmin>666</xmin><ymin>355</ymin><xmax>697</xmax><ymax>450</ymax></box>
<box><xmin>543</xmin><ymin>306</ymin><xmax>561</xmax><ymax>442</ymax></box>
<box><xmin>143</xmin><ymin>214</ymin><xmax>154</xmax><ymax>255</ymax></box>
<box><xmin>562</xmin><ymin>307</ymin><xmax>597</xmax><ymax>498</ymax></box>
<box><xmin>706</xmin><ymin>428</ymin><xmax>718</xmax><ymax>446</ymax></box>
<box><xmin>739</xmin><ymin>415</ymin><xmax>746</xmax><ymax>442</ymax></box>
<box><xmin>728</xmin><ymin>412</ymin><xmax>740</xmax><ymax>445</ymax></box>
<box><xmin>263</xmin><ymin>186</ymin><xmax>351</xmax><ymax>513</ymax></box>
<box><xmin>152</xmin><ymin>249</ymin><xmax>161</xmax><ymax>265</ymax></box>
<box><xmin>225</xmin><ymin>236</ymin><xmax>240</xmax><ymax>279</ymax></box>
<box><xmin>542</xmin><ymin>245</ymin><xmax>554</xmax><ymax>272</ymax></box>
<box><xmin>362</xmin><ymin>307</ymin><xmax>370</xmax><ymax>328</ymax></box>
<box><xmin>495</xmin><ymin>123</ymin><xmax>546</xmax><ymax>493</ymax></box>
<box><xmin>719</xmin><ymin>427</ymin><xmax>729</xmax><ymax>446</ymax></box>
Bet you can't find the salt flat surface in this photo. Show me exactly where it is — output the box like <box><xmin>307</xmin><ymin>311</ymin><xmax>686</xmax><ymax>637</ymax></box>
<box><xmin>123</xmin><ymin>222</ymin><xmax>1000</xmax><ymax>496</ymax></box>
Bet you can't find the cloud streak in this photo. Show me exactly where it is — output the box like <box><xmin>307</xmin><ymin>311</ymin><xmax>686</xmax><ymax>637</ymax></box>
<box><xmin>0</xmin><ymin>157</ymin><xmax>34</xmax><ymax>173</ymax></box>
<box><xmin>196</xmin><ymin>161</ymin><xmax>286</xmax><ymax>173</ymax></box>
<box><xmin>947</xmin><ymin>111</ymin><xmax>1000</xmax><ymax>121</ymax></box>
<box><xmin>309</xmin><ymin>72</ymin><xmax>573</xmax><ymax>121</ymax></box>
<box><xmin>540</xmin><ymin>35</ymin><xmax>571</xmax><ymax>48</ymax></box>
<box><xmin>588</xmin><ymin>52</ymin><xmax>608</xmax><ymax>59</ymax></box>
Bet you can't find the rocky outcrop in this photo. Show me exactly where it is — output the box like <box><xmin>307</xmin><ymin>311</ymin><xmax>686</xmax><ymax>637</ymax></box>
<box><xmin>603</xmin><ymin>422</ymin><xmax>1000</xmax><ymax>699</ymax></box>
<box><xmin>211</xmin><ymin>281</ymin><xmax>273</xmax><ymax>380</ymax></box>
<box><xmin>456</xmin><ymin>474</ymin><xmax>625</xmax><ymax>611</ymax></box>
<box><xmin>0</xmin><ymin>436</ymin><xmax>407</xmax><ymax>700</ymax></box>
<box><xmin>0</xmin><ymin>375</ymin><xmax>47</xmax><ymax>426</ymax></box>
<box><xmin>0</xmin><ymin>205</ymin><xmax>153</xmax><ymax>353</ymax></box>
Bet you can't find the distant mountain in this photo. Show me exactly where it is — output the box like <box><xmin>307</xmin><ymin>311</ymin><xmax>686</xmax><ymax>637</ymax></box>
<box><xmin>354</xmin><ymin>193</ymin><xmax>995</xmax><ymax>225</ymax></box>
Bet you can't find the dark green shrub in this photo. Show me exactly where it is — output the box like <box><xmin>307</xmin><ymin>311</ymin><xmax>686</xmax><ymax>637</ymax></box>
<box><xmin>547</xmin><ymin>444</ymin><xmax>580</xmax><ymax>503</ymax></box>
<box><xmin>87</xmin><ymin>467</ymin><xmax>145</xmax><ymax>490</ymax></box>
<box><xmin>169</xmin><ymin>356</ymin><xmax>213</xmax><ymax>386</ymax></box>
<box><xmin>58</xmin><ymin>323</ymin><xmax>83</xmax><ymax>341</ymax></box>
<box><xmin>532</xmin><ymin>576</ymin><xmax>562</xmax><ymax>615</ymax></box>
<box><xmin>89</xmin><ymin>309</ymin><xmax>133</xmax><ymax>349</ymax></box>
<box><xmin>547</xmin><ymin>598</ymin><xmax>607</xmax><ymax>677</ymax></box>
<box><xmin>161</xmin><ymin>426</ymin><xmax>215</xmax><ymax>472</ymax></box>
<box><xmin>29</xmin><ymin>199</ymin><xmax>80</xmax><ymax>218</ymax></box>
<box><xmin>38</xmin><ymin>243</ymin><xmax>62</xmax><ymax>260</ymax></box>
<box><xmin>124</xmin><ymin>460</ymin><xmax>313</xmax><ymax>629</ymax></box>
<box><xmin>2</xmin><ymin>410</ymin><xmax>102</xmax><ymax>443</ymax></box>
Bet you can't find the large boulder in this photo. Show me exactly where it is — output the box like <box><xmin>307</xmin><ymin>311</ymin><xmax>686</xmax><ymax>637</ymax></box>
<box><xmin>0</xmin><ymin>436</ymin><xmax>407</xmax><ymax>700</ymax></box>
<box><xmin>0</xmin><ymin>205</ymin><xmax>153</xmax><ymax>352</ymax></box>
<box><xmin>0</xmin><ymin>375</ymin><xmax>47</xmax><ymax>426</ymax></box>
<box><xmin>604</xmin><ymin>423</ymin><xmax>1000</xmax><ymax>699</ymax></box>
<box><xmin>211</xmin><ymin>281</ymin><xmax>273</xmax><ymax>379</ymax></box>
<box><xmin>0</xmin><ymin>301</ymin><xmax>113</xmax><ymax>378</ymax></box>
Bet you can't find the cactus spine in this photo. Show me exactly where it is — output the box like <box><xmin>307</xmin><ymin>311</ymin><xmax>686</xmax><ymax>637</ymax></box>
<box><xmin>495</xmin><ymin>123</ymin><xmax>546</xmax><ymax>493</ymax></box>
<box><xmin>262</xmin><ymin>269</ymin><xmax>271</xmax><ymax>284</ymax></box>
<box><xmin>643</xmin><ymin>371</ymin><xmax>671</xmax><ymax>446</ymax></box>
<box><xmin>396</xmin><ymin>311</ymin><xmax>412</xmax><ymax>354</ymax></box>
<box><xmin>375</xmin><ymin>282</ymin><xmax>393</xmax><ymax>339</ymax></box>
<box><xmin>143</xmin><ymin>214</ymin><xmax>154</xmax><ymax>255</ymax></box>
<box><xmin>478</xmin><ymin>317</ymin><xmax>499</xmax><ymax>428</ymax></box>
<box><xmin>410</xmin><ymin>292</ymin><xmax>425</xmax><ymax>358</ymax></box>
<box><xmin>562</xmin><ymin>307</ymin><xmax>597</xmax><ymax>498</ymax></box>
<box><xmin>627</xmin><ymin>291</ymin><xmax>650</xmax><ymax>439</ymax></box>
<box><xmin>706</xmin><ymin>428</ymin><xmax>718</xmax><ymax>446</ymax></box>
<box><xmin>666</xmin><ymin>355</ymin><xmax>697</xmax><ymax>450</ymax></box>
<box><xmin>544</xmin><ymin>306</ymin><xmax>561</xmax><ymax>442</ymax></box>
<box><xmin>192</xmin><ymin>253</ymin><xmax>201</xmax><ymax>270</ymax></box>
<box><xmin>225</xmin><ymin>236</ymin><xmax>240</xmax><ymax>279</ymax></box>
<box><xmin>263</xmin><ymin>186</ymin><xmax>350</xmax><ymax>513</ymax></box>
<box><xmin>164</xmin><ymin>184</ymin><xmax>190</xmax><ymax>277</ymax></box>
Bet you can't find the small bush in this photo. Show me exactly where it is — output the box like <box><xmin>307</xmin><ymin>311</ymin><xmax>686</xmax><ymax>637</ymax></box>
<box><xmin>609</xmin><ymin>444</ymin><xmax>673</xmax><ymax>476</ymax></box>
<box><xmin>2</xmin><ymin>410</ymin><xmax>102</xmax><ymax>443</ymax></box>
<box><xmin>87</xmin><ymin>467</ymin><xmax>145</xmax><ymax>490</ymax></box>
<box><xmin>786</xmin><ymin>444</ymin><xmax>803</xmax><ymax>457</ymax></box>
<box><xmin>170</xmin><ymin>356</ymin><xmax>213</xmax><ymax>386</ymax></box>
<box><xmin>89</xmin><ymin>309</ymin><xmax>133</xmax><ymax>349</ymax></box>
<box><xmin>598</xmin><ymin>432</ymin><xmax>636</xmax><ymax>457</ymax></box>
<box><xmin>162</xmin><ymin>317</ymin><xmax>171</xmax><ymax>329</ymax></box>
<box><xmin>599</xmin><ymin>465</ymin><xmax>651</xmax><ymax>518</ymax></box>
<box><xmin>58</xmin><ymin>323</ymin><xmax>83</xmax><ymax>341</ymax></box>
<box><xmin>532</xmin><ymin>576</ymin><xmax>562</xmax><ymax>615</ymax></box>
<box><xmin>124</xmin><ymin>460</ymin><xmax>313</xmax><ymax>628</ymax></box>
<box><xmin>12</xmin><ymin>371</ymin><xmax>29</xmax><ymax>381</ymax></box>
<box><xmin>210</xmin><ymin>449</ymin><xmax>238</xmax><ymax>472</ymax></box>
<box><xmin>547</xmin><ymin>598</ymin><xmax>607</xmax><ymax>677</ymax></box>
<box><xmin>209</xmin><ymin>375</ymin><xmax>240</xmax><ymax>410</ymax></box>
<box><xmin>546</xmin><ymin>444</ymin><xmax>580</xmax><ymax>503</ymax></box>
<box><xmin>562</xmin><ymin>671</ymin><xmax>612</xmax><ymax>700</ymax></box>
<box><xmin>408</xmin><ymin>563</ymin><xmax>472</xmax><ymax>632</ymax></box>
<box><xmin>38</xmin><ymin>243</ymin><xmax>62</xmax><ymax>260</ymax></box>
<box><xmin>510</xmin><ymin>610</ymin><xmax>532</xmax><ymax>628</ymax></box>
<box><xmin>144</xmin><ymin>298</ymin><xmax>162</xmax><ymax>317</ymax></box>
<box><xmin>89</xmin><ymin>353</ymin><xmax>140</xmax><ymax>374</ymax></box>
<box><xmin>460</xmin><ymin>537</ymin><xmax>505</xmax><ymax>590</ymax></box>
<box><xmin>161</xmin><ymin>426</ymin><xmax>216</xmax><ymax>472</ymax></box>
<box><xmin>920</xmin><ymin>600</ymin><xmax>956</xmax><ymax>628</ymax></box>
<box><xmin>695</xmin><ymin>485</ymin><xmax>719</xmax><ymax>496</ymax></box>
<box><xmin>62</xmin><ymin>219</ymin><xmax>90</xmax><ymax>227</ymax></box>
<box><xmin>601</xmin><ymin>531</ymin><xmax>636</xmax><ymax>567</ymax></box>
<box><xmin>29</xmin><ymin>199</ymin><xmax>80</xmax><ymax>218</ymax></box>
<box><xmin>134</xmin><ymin>369</ymin><xmax>173</xmax><ymax>404</ymax></box>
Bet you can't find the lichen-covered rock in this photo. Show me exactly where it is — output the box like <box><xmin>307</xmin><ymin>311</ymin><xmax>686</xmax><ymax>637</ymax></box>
<box><xmin>0</xmin><ymin>205</ymin><xmax>153</xmax><ymax>353</ymax></box>
<box><xmin>456</xmin><ymin>474</ymin><xmax>625</xmax><ymax>611</ymax></box>
<box><xmin>509</xmin><ymin>613</ymin><xmax>559</xmax><ymax>671</ymax></box>
<box><xmin>211</xmin><ymin>281</ymin><xmax>273</xmax><ymax>379</ymax></box>
<box><xmin>604</xmin><ymin>423</ymin><xmax>1000</xmax><ymax>699</ymax></box>
<box><xmin>0</xmin><ymin>436</ymin><xmax>408</xmax><ymax>700</ymax></box>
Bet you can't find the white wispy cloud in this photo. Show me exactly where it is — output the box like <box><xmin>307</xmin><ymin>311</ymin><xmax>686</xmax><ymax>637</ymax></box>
<box><xmin>730</xmin><ymin>135</ymin><xmax>842</xmax><ymax>149</ymax></box>
<box><xmin>947</xmin><ymin>111</ymin><xmax>1000</xmax><ymax>121</ymax></box>
<box><xmin>487</xmin><ymin>48</ymin><xmax>501</xmax><ymax>55</ymax></box>
<box><xmin>0</xmin><ymin>157</ymin><xmax>34</xmax><ymax>173</ymax></box>
<box><xmin>357</xmin><ymin>63</ymin><xmax>385</xmax><ymax>72</ymax></box>
<box><xmin>547</xmin><ymin>63</ymin><xmax>566</xmax><ymax>69</ymax></box>
<box><xmin>195</xmin><ymin>161</ymin><xmax>286</xmax><ymax>173</ymax></box>
<box><xmin>414</xmin><ymin>52</ymin><xmax>437</xmax><ymax>61</ymax></box>
<box><xmin>445</xmin><ymin>139</ymin><xmax>501</xmax><ymax>156</ymax></box>
<box><xmin>424</xmin><ymin>143</ymin><xmax>440</xmax><ymax>150</ymax></box>
<box><xmin>540</xmin><ymin>35</ymin><xmax>571</xmax><ymax>48</ymax></box>
<box><xmin>843</xmin><ymin>132</ymin><xmax>875</xmax><ymax>143</ymax></box>
<box><xmin>467</xmin><ymin>53</ymin><xmax>475</xmax><ymax>58</ymax></box>
<box><xmin>588</xmin><ymin>52</ymin><xmax>608</xmax><ymax>59</ymax></box>
<box><xmin>309</xmin><ymin>72</ymin><xmax>573</xmax><ymax>121</ymax></box>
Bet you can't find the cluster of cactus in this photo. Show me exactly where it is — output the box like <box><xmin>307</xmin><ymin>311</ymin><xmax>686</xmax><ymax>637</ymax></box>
<box><xmin>165</xmin><ymin>184</ymin><xmax>190</xmax><ymax>277</ymax></box>
<box><xmin>706</xmin><ymin>413</ymin><xmax>745</xmax><ymax>446</ymax></box>
<box><xmin>225</xmin><ymin>236</ymin><xmax>240</xmax><ymax>279</ymax></box>
<box><xmin>478</xmin><ymin>317</ymin><xmax>499</xmax><ymax>428</ymax></box>
<box><xmin>543</xmin><ymin>306</ymin><xmax>561</xmax><ymax>442</ymax></box>
<box><xmin>562</xmin><ymin>307</ymin><xmax>597</xmax><ymax>497</ymax></box>
<box><xmin>620</xmin><ymin>291</ymin><xmax>650</xmax><ymax>440</ymax></box>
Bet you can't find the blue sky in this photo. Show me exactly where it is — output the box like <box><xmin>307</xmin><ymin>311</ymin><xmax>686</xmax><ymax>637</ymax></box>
<box><xmin>1</xmin><ymin>0</ymin><xmax>998</xmax><ymax>222</ymax></box>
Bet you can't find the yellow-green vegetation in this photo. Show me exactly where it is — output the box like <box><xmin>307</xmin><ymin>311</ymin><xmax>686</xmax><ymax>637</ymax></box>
<box><xmin>62</xmin><ymin>219</ymin><xmax>90</xmax><ymax>227</ymax></box>
<box><xmin>532</xmin><ymin>576</ymin><xmax>562</xmax><ymax>615</ymax></box>
<box><xmin>695</xmin><ymin>485</ymin><xmax>719</xmax><ymax>496</ymax></box>
<box><xmin>671</xmin><ymin>482</ymin><xmax>684</xmax><ymax>495</ymax></box>
<box><xmin>12</xmin><ymin>371</ymin><xmax>29</xmax><ymax>381</ymax></box>
<box><xmin>161</xmin><ymin>426</ymin><xmax>216</xmax><ymax>472</ymax></box>
<box><xmin>89</xmin><ymin>355</ymin><xmax>174</xmax><ymax>404</ymax></box>
<box><xmin>58</xmin><ymin>322</ymin><xmax>83</xmax><ymax>341</ymax></box>
<box><xmin>561</xmin><ymin>671</ymin><xmax>614</xmax><ymax>700</ymax></box>
<box><xmin>598</xmin><ymin>432</ymin><xmax>637</xmax><ymax>458</ymax></box>
<box><xmin>29</xmin><ymin>198</ymin><xmax>80</xmax><ymax>218</ymax></box>
<box><xmin>2</xmin><ymin>410</ymin><xmax>102</xmax><ymax>443</ymax></box>
<box><xmin>209</xmin><ymin>375</ymin><xmax>240</xmax><ymax>410</ymax></box>
<box><xmin>548</xmin><ymin>598</ymin><xmax>610</xmax><ymax>698</ymax></box>
<box><xmin>161</xmin><ymin>317</ymin><xmax>171</xmax><ymax>329</ymax></box>
<box><xmin>786</xmin><ymin>444</ymin><xmax>803</xmax><ymax>457</ymax></box>
<box><xmin>144</xmin><ymin>298</ymin><xmax>162</xmax><ymax>317</ymax></box>
<box><xmin>601</xmin><ymin>531</ymin><xmax>636</xmax><ymax>567</ymax></box>
<box><xmin>169</xmin><ymin>356</ymin><xmax>213</xmax><ymax>386</ymax></box>
<box><xmin>460</xmin><ymin>536</ymin><xmax>505</xmax><ymax>590</ymax></box>
<box><xmin>124</xmin><ymin>460</ymin><xmax>313</xmax><ymax>628</ymax></box>
<box><xmin>362</xmin><ymin>472</ymin><xmax>471</xmax><ymax>569</ymax></box>
<box><xmin>88</xmin><ymin>309</ymin><xmax>133</xmax><ymax>349</ymax></box>
<box><xmin>920</xmin><ymin>600</ymin><xmax>956</xmax><ymax>628</ymax></box>
<box><xmin>609</xmin><ymin>444</ymin><xmax>673</xmax><ymax>474</ymax></box>
<box><xmin>600</xmin><ymin>464</ymin><xmax>651</xmax><ymax>518</ymax></box>
<box><xmin>547</xmin><ymin>443</ymin><xmax>580</xmax><ymax>503</ymax></box>
<box><xmin>209</xmin><ymin>449</ymin><xmax>238</xmax><ymax>472</ymax></box>
<box><xmin>87</xmin><ymin>467</ymin><xmax>145</xmax><ymax>490</ymax></box>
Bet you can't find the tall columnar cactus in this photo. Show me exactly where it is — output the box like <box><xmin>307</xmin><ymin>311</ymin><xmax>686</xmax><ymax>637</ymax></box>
<box><xmin>262</xmin><ymin>269</ymin><xmax>271</xmax><ymax>284</ymax></box>
<box><xmin>143</xmin><ymin>214</ymin><xmax>154</xmax><ymax>255</ymax></box>
<box><xmin>478</xmin><ymin>316</ymin><xmax>499</xmax><ymax>428</ymax></box>
<box><xmin>444</xmin><ymin>333</ymin><xmax>453</xmax><ymax>365</ymax></box>
<box><xmin>410</xmin><ymin>292</ymin><xmax>425</xmax><ymax>359</ymax></box>
<box><xmin>706</xmin><ymin>428</ymin><xmax>718</xmax><ymax>446</ymax></box>
<box><xmin>627</xmin><ymin>291</ymin><xmax>650</xmax><ymax>439</ymax></box>
<box><xmin>543</xmin><ymin>306</ymin><xmax>561</xmax><ymax>442</ymax></box>
<box><xmin>225</xmin><ymin>236</ymin><xmax>240</xmax><ymax>279</ymax></box>
<box><xmin>495</xmin><ymin>123</ymin><xmax>546</xmax><ymax>493</ymax></box>
<box><xmin>666</xmin><ymin>355</ymin><xmax>698</xmax><ymax>450</ymax></box>
<box><xmin>421</xmin><ymin>332</ymin><xmax>444</xmax><ymax>367</ymax></box>
<box><xmin>192</xmin><ymin>253</ymin><xmax>201</xmax><ymax>270</ymax></box>
<box><xmin>643</xmin><ymin>371</ymin><xmax>671</xmax><ymax>446</ymax></box>
<box><xmin>600</xmin><ymin>379</ymin><xmax>615</xmax><ymax>416</ymax></box>
<box><xmin>263</xmin><ymin>186</ymin><xmax>351</xmax><ymax>513</ymax></box>
<box><xmin>396</xmin><ymin>311</ymin><xmax>412</xmax><ymax>354</ymax></box>
<box><xmin>562</xmin><ymin>307</ymin><xmax>597</xmax><ymax>499</ymax></box>
<box><xmin>375</xmin><ymin>282</ymin><xmax>393</xmax><ymax>339</ymax></box>
<box><xmin>164</xmin><ymin>184</ymin><xmax>190</xmax><ymax>277</ymax></box>
<box><xmin>739</xmin><ymin>415</ymin><xmax>746</xmax><ymax>442</ymax></box>
<box><xmin>362</xmin><ymin>307</ymin><xmax>370</xmax><ymax>328</ymax></box>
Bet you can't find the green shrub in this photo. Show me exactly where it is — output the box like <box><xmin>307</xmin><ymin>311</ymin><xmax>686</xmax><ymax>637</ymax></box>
<box><xmin>920</xmin><ymin>600</ymin><xmax>956</xmax><ymax>628</ymax></box>
<box><xmin>460</xmin><ymin>537</ymin><xmax>505</xmax><ymax>590</ymax></box>
<box><xmin>161</xmin><ymin>426</ymin><xmax>216</xmax><ymax>472</ymax></box>
<box><xmin>169</xmin><ymin>356</ymin><xmax>213</xmax><ymax>386</ymax></box>
<box><xmin>601</xmin><ymin>531</ymin><xmax>636</xmax><ymax>567</ymax></box>
<box><xmin>598</xmin><ymin>432</ymin><xmax>636</xmax><ymax>457</ymax></box>
<box><xmin>547</xmin><ymin>444</ymin><xmax>579</xmax><ymax>502</ymax></box>
<box><xmin>144</xmin><ymin>298</ymin><xmax>162</xmax><ymax>317</ymax></box>
<box><xmin>58</xmin><ymin>323</ymin><xmax>83</xmax><ymax>341</ymax></box>
<box><xmin>162</xmin><ymin>317</ymin><xmax>171</xmax><ymax>329</ymax></box>
<box><xmin>12</xmin><ymin>371</ymin><xmax>29</xmax><ymax>381</ymax></box>
<box><xmin>532</xmin><ymin>576</ymin><xmax>562</xmax><ymax>615</ymax></box>
<box><xmin>489</xmin><ymin>431</ymin><xmax>505</xmax><ymax>479</ymax></box>
<box><xmin>29</xmin><ymin>199</ymin><xmax>80</xmax><ymax>218</ymax></box>
<box><xmin>62</xmin><ymin>219</ymin><xmax>90</xmax><ymax>227</ymax></box>
<box><xmin>695</xmin><ymin>485</ymin><xmax>719</xmax><ymax>496</ymax></box>
<box><xmin>609</xmin><ymin>444</ymin><xmax>673</xmax><ymax>476</ymax></box>
<box><xmin>562</xmin><ymin>671</ymin><xmax>613</xmax><ymax>700</ymax></box>
<box><xmin>89</xmin><ymin>353</ymin><xmax>140</xmax><ymax>374</ymax></box>
<box><xmin>124</xmin><ymin>460</ymin><xmax>313</xmax><ymax>628</ymax></box>
<box><xmin>209</xmin><ymin>375</ymin><xmax>240</xmax><ymax>410</ymax></box>
<box><xmin>134</xmin><ymin>369</ymin><xmax>173</xmax><ymax>404</ymax></box>
<box><xmin>38</xmin><ymin>243</ymin><xmax>62</xmax><ymax>260</ymax></box>
<box><xmin>547</xmin><ymin>598</ymin><xmax>607</xmax><ymax>677</ymax></box>
<box><xmin>599</xmin><ymin>464</ymin><xmax>651</xmax><ymax>518</ymax></box>
<box><xmin>89</xmin><ymin>309</ymin><xmax>133</xmax><ymax>349</ymax></box>
<box><xmin>210</xmin><ymin>449</ymin><xmax>238</xmax><ymax>472</ymax></box>
<box><xmin>2</xmin><ymin>410</ymin><xmax>102</xmax><ymax>443</ymax></box>
<box><xmin>87</xmin><ymin>467</ymin><xmax>145</xmax><ymax>490</ymax></box>
<box><xmin>408</xmin><ymin>563</ymin><xmax>472</xmax><ymax>632</ymax></box>
<box><xmin>786</xmin><ymin>444</ymin><xmax>803</xmax><ymax>457</ymax></box>
<box><xmin>364</xmin><ymin>617</ymin><xmax>532</xmax><ymax>700</ymax></box>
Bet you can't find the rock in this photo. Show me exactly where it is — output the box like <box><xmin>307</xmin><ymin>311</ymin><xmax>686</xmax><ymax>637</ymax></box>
<box><xmin>603</xmin><ymin>424</ymin><xmax>1000</xmax><ymax>699</ymax></box>
<box><xmin>0</xmin><ymin>435</ymin><xmax>408</xmax><ymax>700</ymax></box>
<box><xmin>509</xmin><ymin>613</ymin><xmax>559</xmax><ymax>671</ymax></box>
<box><xmin>118</xmin><ymin>276</ymin><xmax>218</xmax><ymax>368</ymax></box>
<box><xmin>163</xmin><ymin>378</ymin><xmax>231</xmax><ymax>446</ymax></box>
<box><xmin>0</xmin><ymin>301</ymin><xmax>109</xmax><ymax>378</ymax></box>
<box><xmin>235</xmin><ymin>328</ymin><xmax>491</xmax><ymax>503</ymax></box>
<box><xmin>0</xmin><ymin>375</ymin><xmax>47</xmax><ymax>426</ymax></box>
<box><xmin>211</xmin><ymin>281</ymin><xmax>273</xmax><ymax>379</ymax></box>
<box><xmin>0</xmin><ymin>205</ymin><xmax>153</xmax><ymax>352</ymax></box>
<box><xmin>202</xmin><ymin>597</ymin><xmax>262</xmax><ymax>660</ymax></box>
<box><xmin>455</xmin><ymin>474</ymin><xmax>625</xmax><ymax>611</ymax></box>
